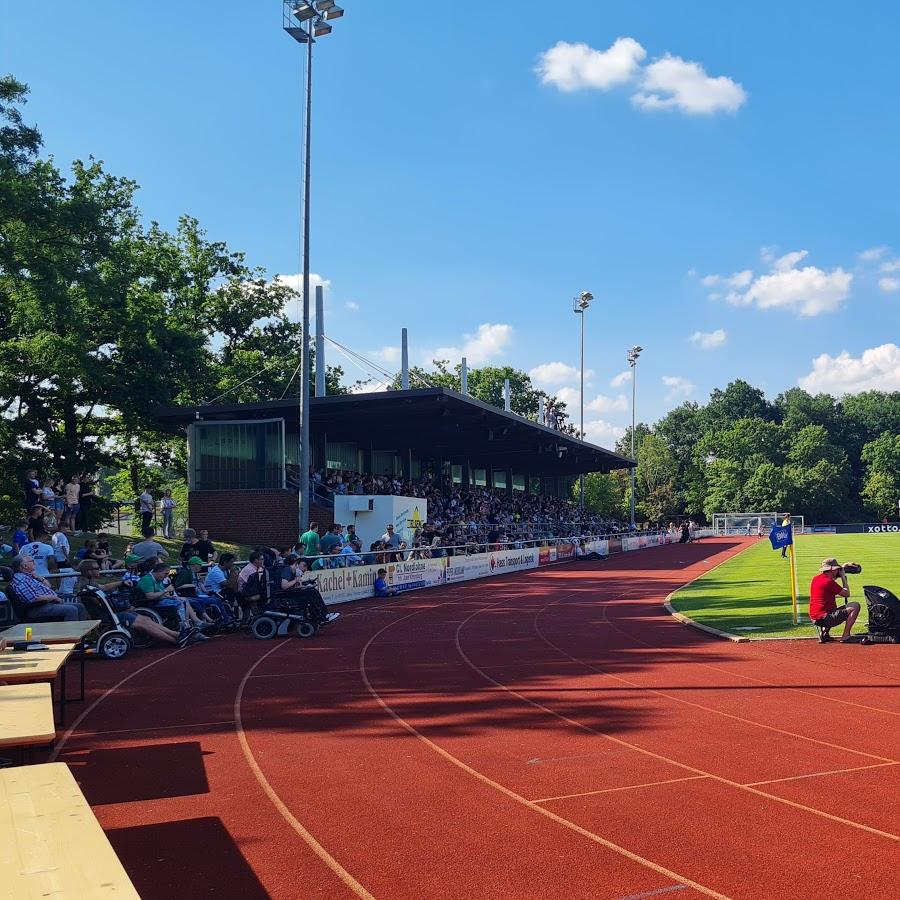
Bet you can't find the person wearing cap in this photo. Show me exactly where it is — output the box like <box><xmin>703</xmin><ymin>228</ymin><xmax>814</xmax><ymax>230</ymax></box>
<box><xmin>177</xmin><ymin>555</ymin><xmax>232</xmax><ymax>623</ymax></box>
<box><xmin>136</xmin><ymin>561</ymin><xmax>209</xmax><ymax>636</ymax></box>
<box><xmin>809</xmin><ymin>558</ymin><xmax>860</xmax><ymax>643</ymax></box>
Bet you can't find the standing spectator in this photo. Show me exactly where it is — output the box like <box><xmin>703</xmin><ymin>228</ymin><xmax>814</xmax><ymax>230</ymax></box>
<box><xmin>41</xmin><ymin>478</ymin><xmax>58</xmax><ymax>512</ymax></box>
<box><xmin>161</xmin><ymin>489</ymin><xmax>177</xmax><ymax>539</ymax></box>
<box><xmin>77</xmin><ymin>474</ymin><xmax>96</xmax><ymax>532</ymax></box>
<box><xmin>381</xmin><ymin>523</ymin><xmax>401</xmax><ymax>549</ymax></box>
<box><xmin>9</xmin><ymin>555</ymin><xmax>88</xmax><ymax>622</ymax></box>
<box><xmin>26</xmin><ymin>504</ymin><xmax>47</xmax><ymax>540</ymax></box>
<box><xmin>180</xmin><ymin>528</ymin><xmax>200</xmax><ymax>563</ymax></box>
<box><xmin>132</xmin><ymin>527</ymin><xmax>168</xmax><ymax>561</ymax></box>
<box><xmin>19</xmin><ymin>531</ymin><xmax>57</xmax><ymax>577</ymax></box>
<box><xmin>319</xmin><ymin>524</ymin><xmax>344</xmax><ymax>556</ymax></box>
<box><xmin>139</xmin><ymin>485</ymin><xmax>155</xmax><ymax>533</ymax></box>
<box><xmin>298</xmin><ymin>522</ymin><xmax>320</xmax><ymax>561</ymax></box>
<box><xmin>51</xmin><ymin>526</ymin><xmax>71</xmax><ymax>568</ymax></box>
<box><xmin>22</xmin><ymin>469</ymin><xmax>41</xmax><ymax>512</ymax></box>
<box><xmin>193</xmin><ymin>528</ymin><xmax>216</xmax><ymax>562</ymax></box>
<box><xmin>63</xmin><ymin>475</ymin><xmax>81</xmax><ymax>533</ymax></box>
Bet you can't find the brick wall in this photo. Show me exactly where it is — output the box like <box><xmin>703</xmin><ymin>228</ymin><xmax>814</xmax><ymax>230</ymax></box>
<box><xmin>188</xmin><ymin>491</ymin><xmax>335</xmax><ymax>547</ymax></box>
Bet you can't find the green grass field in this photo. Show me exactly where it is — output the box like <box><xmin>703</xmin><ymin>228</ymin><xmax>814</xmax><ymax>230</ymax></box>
<box><xmin>670</xmin><ymin>533</ymin><xmax>899</xmax><ymax>639</ymax></box>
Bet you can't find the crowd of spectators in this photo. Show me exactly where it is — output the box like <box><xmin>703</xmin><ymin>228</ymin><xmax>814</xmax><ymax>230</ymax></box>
<box><xmin>308</xmin><ymin>468</ymin><xmax>630</xmax><ymax>543</ymax></box>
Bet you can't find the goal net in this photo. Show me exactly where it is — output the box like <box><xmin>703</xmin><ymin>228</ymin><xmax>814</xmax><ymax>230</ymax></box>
<box><xmin>712</xmin><ymin>513</ymin><xmax>805</xmax><ymax>536</ymax></box>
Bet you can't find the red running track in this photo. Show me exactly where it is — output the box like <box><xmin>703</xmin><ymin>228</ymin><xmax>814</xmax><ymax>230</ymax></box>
<box><xmin>51</xmin><ymin>538</ymin><xmax>900</xmax><ymax>899</ymax></box>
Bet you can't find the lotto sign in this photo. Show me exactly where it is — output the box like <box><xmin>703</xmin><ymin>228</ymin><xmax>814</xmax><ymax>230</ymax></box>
<box><xmin>866</xmin><ymin>523</ymin><xmax>900</xmax><ymax>533</ymax></box>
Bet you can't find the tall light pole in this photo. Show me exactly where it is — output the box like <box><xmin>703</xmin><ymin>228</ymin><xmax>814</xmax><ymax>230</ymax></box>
<box><xmin>626</xmin><ymin>345</ymin><xmax>643</xmax><ymax>529</ymax></box>
<box><xmin>283</xmin><ymin>1</ymin><xmax>345</xmax><ymax>539</ymax></box>
<box><xmin>572</xmin><ymin>291</ymin><xmax>592</xmax><ymax>512</ymax></box>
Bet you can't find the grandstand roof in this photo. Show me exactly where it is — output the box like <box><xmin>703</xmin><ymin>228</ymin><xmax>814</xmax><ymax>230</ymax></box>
<box><xmin>155</xmin><ymin>387</ymin><xmax>634</xmax><ymax>475</ymax></box>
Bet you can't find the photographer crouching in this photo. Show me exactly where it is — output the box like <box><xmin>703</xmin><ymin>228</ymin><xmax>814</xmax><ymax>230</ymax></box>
<box><xmin>809</xmin><ymin>558</ymin><xmax>862</xmax><ymax>644</ymax></box>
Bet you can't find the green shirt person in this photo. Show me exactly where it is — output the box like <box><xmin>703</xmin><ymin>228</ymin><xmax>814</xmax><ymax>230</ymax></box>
<box><xmin>299</xmin><ymin>523</ymin><xmax>321</xmax><ymax>558</ymax></box>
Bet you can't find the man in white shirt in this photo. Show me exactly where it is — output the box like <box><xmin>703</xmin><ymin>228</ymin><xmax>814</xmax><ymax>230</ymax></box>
<box><xmin>139</xmin><ymin>487</ymin><xmax>155</xmax><ymax>532</ymax></box>
<box><xmin>381</xmin><ymin>524</ymin><xmax>401</xmax><ymax>549</ymax></box>
<box><xmin>51</xmin><ymin>528</ymin><xmax>70</xmax><ymax>566</ymax></box>
<box><xmin>19</xmin><ymin>533</ymin><xmax>57</xmax><ymax>577</ymax></box>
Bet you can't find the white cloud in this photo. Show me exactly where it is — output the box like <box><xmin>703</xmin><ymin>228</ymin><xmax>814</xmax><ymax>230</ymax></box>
<box><xmin>537</xmin><ymin>39</ymin><xmax>745</xmax><ymax>117</ymax></box>
<box><xmin>773</xmin><ymin>250</ymin><xmax>808</xmax><ymax>272</ymax></box>
<box><xmin>372</xmin><ymin>345</ymin><xmax>400</xmax><ymax>366</ymax></box>
<box><xmin>689</xmin><ymin>328</ymin><xmax>727</xmax><ymax>350</ymax></box>
<box><xmin>632</xmin><ymin>54</ymin><xmax>747</xmax><ymax>115</ymax></box>
<box><xmin>536</xmin><ymin>38</ymin><xmax>646</xmax><ymax>92</ymax></box>
<box><xmin>799</xmin><ymin>343</ymin><xmax>900</xmax><ymax>394</ymax></box>
<box><xmin>529</xmin><ymin>361</ymin><xmax>579</xmax><ymax>386</ymax></box>
<box><xmin>880</xmin><ymin>258</ymin><xmax>900</xmax><ymax>273</ymax></box>
<box><xmin>434</xmin><ymin>322</ymin><xmax>513</xmax><ymax>366</ymax></box>
<box><xmin>583</xmin><ymin>418</ymin><xmax>626</xmax><ymax>448</ymax></box>
<box><xmin>878</xmin><ymin>277</ymin><xmax>900</xmax><ymax>293</ymax></box>
<box><xmin>349</xmin><ymin>379</ymin><xmax>391</xmax><ymax>395</ymax></box>
<box><xmin>703</xmin><ymin>251</ymin><xmax>851</xmax><ymax>317</ymax></box>
<box><xmin>273</xmin><ymin>273</ymin><xmax>331</xmax><ymax>322</ymax></box>
<box><xmin>859</xmin><ymin>246</ymin><xmax>888</xmax><ymax>262</ymax></box>
<box><xmin>586</xmin><ymin>393</ymin><xmax>628</xmax><ymax>413</ymax></box>
<box><xmin>662</xmin><ymin>375</ymin><xmax>694</xmax><ymax>400</ymax></box>
<box><xmin>610</xmin><ymin>370</ymin><xmax>632</xmax><ymax>387</ymax></box>
<box><xmin>345</xmin><ymin>301</ymin><xmax>360</xmax><ymax>312</ymax></box>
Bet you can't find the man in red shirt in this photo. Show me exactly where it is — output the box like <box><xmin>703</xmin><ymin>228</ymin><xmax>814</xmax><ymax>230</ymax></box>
<box><xmin>809</xmin><ymin>558</ymin><xmax>860</xmax><ymax>643</ymax></box>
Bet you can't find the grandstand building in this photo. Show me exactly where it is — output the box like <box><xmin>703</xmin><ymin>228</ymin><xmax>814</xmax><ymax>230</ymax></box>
<box><xmin>156</xmin><ymin>387</ymin><xmax>634</xmax><ymax>544</ymax></box>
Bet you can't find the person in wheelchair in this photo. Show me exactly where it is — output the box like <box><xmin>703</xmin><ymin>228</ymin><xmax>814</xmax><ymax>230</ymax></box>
<box><xmin>274</xmin><ymin>554</ymin><xmax>339</xmax><ymax>626</ymax></box>
<box><xmin>77</xmin><ymin>561</ymin><xmax>200</xmax><ymax>647</ymax></box>
<box><xmin>173</xmin><ymin>556</ymin><xmax>232</xmax><ymax>624</ymax></box>
<box><xmin>137</xmin><ymin>561</ymin><xmax>212</xmax><ymax>634</ymax></box>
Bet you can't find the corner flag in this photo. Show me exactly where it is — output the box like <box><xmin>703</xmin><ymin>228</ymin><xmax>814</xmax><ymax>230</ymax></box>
<box><xmin>769</xmin><ymin>523</ymin><xmax>793</xmax><ymax>550</ymax></box>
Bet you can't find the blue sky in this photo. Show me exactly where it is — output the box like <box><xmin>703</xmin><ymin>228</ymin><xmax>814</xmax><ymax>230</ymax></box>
<box><xmin>6</xmin><ymin>0</ymin><xmax>899</xmax><ymax>447</ymax></box>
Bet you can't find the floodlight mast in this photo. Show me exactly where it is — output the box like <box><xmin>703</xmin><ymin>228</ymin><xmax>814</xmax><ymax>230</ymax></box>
<box><xmin>627</xmin><ymin>345</ymin><xmax>643</xmax><ymax>529</ymax></box>
<box><xmin>572</xmin><ymin>291</ymin><xmax>593</xmax><ymax>513</ymax></box>
<box><xmin>282</xmin><ymin>1</ymin><xmax>345</xmax><ymax>540</ymax></box>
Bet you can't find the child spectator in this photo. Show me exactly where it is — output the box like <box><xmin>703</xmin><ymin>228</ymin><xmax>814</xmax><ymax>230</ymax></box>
<box><xmin>12</xmin><ymin>520</ymin><xmax>29</xmax><ymax>553</ymax></box>
<box><xmin>373</xmin><ymin>568</ymin><xmax>396</xmax><ymax>598</ymax></box>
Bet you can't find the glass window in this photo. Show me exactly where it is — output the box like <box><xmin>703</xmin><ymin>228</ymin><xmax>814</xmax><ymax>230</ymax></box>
<box><xmin>451</xmin><ymin>465</ymin><xmax>462</xmax><ymax>485</ymax></box>
<box><xmin>372</xmin><ymin>451</ymin><xmax>397</xmax><ymax>477</ymax></box>
<box><xmin>325</xmin><ymin>442</ymin><xmax>359</xmax><ymax>471</ymax></box>
<box><xmin>472</xmin><ymin>467</ymin><xmax>487</xmax><ymax>487</ymax></box>
<box><xmin>512</xmin><ymin>471</ymin><xmax>525</xmax><ymax>492</ymax></box>
<box><xmin>493</xmin><ymin>470</ymin><xmax>507</xmax><ymax>489</ymax></box>
<box><xmin>191</xmin><ymin>420</ymin><xmax>284</xmax><ymax>490</ymax></box>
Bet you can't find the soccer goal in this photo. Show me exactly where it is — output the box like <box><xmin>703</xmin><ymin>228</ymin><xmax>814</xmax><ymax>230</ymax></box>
<box><xmin>712</xmin><ymin>513</ymin><xmax>805</xmax><ymax>537</ymax></box>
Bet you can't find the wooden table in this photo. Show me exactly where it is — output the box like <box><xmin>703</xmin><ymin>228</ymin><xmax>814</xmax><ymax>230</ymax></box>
<box><xmin>1</xmin><ymin>622</ymin><xmax>99</xmax><ymax>716</ymax></box>
<box><xmin>0</xmin><ymin>762</ymin><xmax>139</xmax><ymax>898</ymax></box>
<box><xmin>1</xmin><ymin>620</ymin><xmax>100</xmax><ymax>645</ymax></box>
<box><xmin>0</xmin><ymin>643</ymin><xmax>77</xmax><ymax>725</ymax></box>
<box><xmin>0</xmin><ymin>683</ymin><xmax>55</xmax><ymax>764</ymax></box>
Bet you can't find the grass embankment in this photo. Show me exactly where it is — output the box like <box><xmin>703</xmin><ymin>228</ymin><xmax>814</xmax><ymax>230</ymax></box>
<box><xmin>670</xmin><ymin>533</ymin><xmax>899</xmax><ymax>638</ymax></box>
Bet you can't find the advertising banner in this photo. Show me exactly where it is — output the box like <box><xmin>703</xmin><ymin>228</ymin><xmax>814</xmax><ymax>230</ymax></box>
<box><xmin>607</xmin><ymin>536</ymin><xmax>622</xmax><ymax>554</ymax></box>
<box><xmin>312</xmin><ymin>564</ymin><xmax>380</xmax><ymax>604</ymax></box>
<box><xmin>489</xmin><ymin>547</ymin><xmax>540</xmax><ymax>574</ymax></box>
<box><xmin>585</xmin><ymin>539</ymin><xmax>609</xmax><ymax>556</ymax></box>
<box><xmin>388</xmin><ymin>557</ymin><xmax>447</xmax><ymax>592</ymax></box>
<box><xmin>538</xmin><ymin>546</ymin><xmax>557</xmax><ymax>566</ymax></box>
<box><xmin>622</xmin><ymin>536</ymin><xmax>640</xmax><ymax>552</ymax></box>
<box><xmin>555</xmin><ymin>542</ymin><xmax>576</xmax><ymax>561</ymax></box>
<box><xmin>444</xmin><ymin>553</ymin><xmax>491</xmax><ymax>584</ymax></box>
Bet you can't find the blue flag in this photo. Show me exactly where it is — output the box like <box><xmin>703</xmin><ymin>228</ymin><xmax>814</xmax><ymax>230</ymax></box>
<box><xmin>769</xmin><ymin>523</ymin><xmax>793</xmax><ymax>550</ymax></box>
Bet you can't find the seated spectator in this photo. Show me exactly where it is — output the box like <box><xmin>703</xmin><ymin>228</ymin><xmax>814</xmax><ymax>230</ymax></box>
<box><xmin>179</xmin><ymin>528</ymin><xmax>200</xmax><ymax>563</ymax></box>
<box><xmin>203</xmin><ymin>553</ymin><xmax>236</xmax><ymax>597</ymax></box>
<box><xmin>10</xmin><ymin>555</ymin><xmax>88</xmax><ymax>621</ymax></box>
<box><xmin>136</xmin><ymin>561</ymin><xmax>209</xmax><ymax>634</ymax></box>
<box><xmin>340</xmin><ymin>539</ymin><xmax>365</xmax><ymax>566</ymax></box>
<box><xmin>78</xmin><ymin>560</ymin><xmax>200</xmax><ymax>647</ymax></box>
<box><xmin>133</xmin><ymin>527</ymin><xmax>168</xmax><ymax>560</ymax></box>
<box><xmin>194</xmin><ymin>529</ymin><xmax>216</xmax><ymax>562</ymax></box>
<box><xmin>238</xmin><ymin>551</ymin><xmax>268</xmax><ymax>602</ymax></box>
<box><xmin>373</xmin><ymin>568</ymin><xmax>396</xmax><ymax>598</ymax></box>
<box><xmin>12</xmin><ymin>520</ymin><xmax>28</xmax><ymax>553</ymax></box>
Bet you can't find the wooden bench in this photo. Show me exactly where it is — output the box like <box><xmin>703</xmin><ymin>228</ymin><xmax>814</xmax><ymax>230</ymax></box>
<box><xmin>0</xmin><ymin>683</ymin><xmax>55</xmax><ymax>763</ymax></box>
<box><xmin>0</xmin><ymin>762</ymin><xmax>139</xmax><ymax>898</ymax></box>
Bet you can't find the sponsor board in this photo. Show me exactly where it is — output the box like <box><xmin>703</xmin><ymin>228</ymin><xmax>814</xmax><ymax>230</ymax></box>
<box><xmin>585</xmin><ymin>539</ymin><xmax>609</xmax><ymax>556</ymax></box>
<box><xmin>312</xmin><ymin>564</ymin><xmax>379</xmax><ymax>604</ymax></box>
<box><xmin>388</xmin><ymin>557</ymin><xmax>447</xmax><ymax>592</ymax></box>
<box><xmin>622</xmin><ymin>536</ymin><xmax>640</xmax><ymax>552</ymax></box>
<box><xmin>538</xmin><ymin>547</ymin><xmax>557</xmax><ymax>566</ymax></box>
<box><xmin>445</xmin><ymin>553</ymin><xmax>491</xmax><ymax>583</ymax></box>
<box><xmin>607</xmin><ymin>536</ymin><xmax>622</xmax><ymax>554</ymax></box>
<box><xmin>489</xmin><ymin>547</ymin><xmax>540</xmax><ymax>574</ymax></box>
<box><xmin>835</xmin><ymin>523</ymin><xmax>900</xmax><ymax>534</ymax></box>
<box><xmin>555</xmin><ymin>542</ymin><xmax>576</xmax><ymax>561</ymax></box>
<box><xmin>866</xmin><ymin>523</ymin><xmax>900</xmax><ymax>533</ymax></box>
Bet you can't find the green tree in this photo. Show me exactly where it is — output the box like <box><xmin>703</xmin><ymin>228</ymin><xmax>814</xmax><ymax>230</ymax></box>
<box><xmin>636</xmin><ymin>433</ymin><xmax>677</xmax><ymax>522</ymax></box>
<box><xmin>860</xmin><ymin>432</ymin><xmax>900</xmax><ymax>519</ymax></box>
<box><xmin>575</xmin><ymin>472</ymin><xmax>624</xmax><ymax>516</ymax></box>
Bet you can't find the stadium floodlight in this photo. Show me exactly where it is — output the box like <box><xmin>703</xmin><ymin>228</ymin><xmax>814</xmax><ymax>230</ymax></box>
<box><xmin>292</xmin><ymin>2</ymin><xmax>317</xmax><ymax>21</ymax></box>
<box><xmin>282</xmin><ymin>2</ymin><xmax>347</xmax><ymax>540</ymax></box>
<box><xmin>627</xmin><ymin>345</ymin><xmax>643</xmax><ymax>529</ymax></box>
<box><xmin>572</xmin><ymin>291</ymin><xmax>594</xmax><ymax>512</ymax></box>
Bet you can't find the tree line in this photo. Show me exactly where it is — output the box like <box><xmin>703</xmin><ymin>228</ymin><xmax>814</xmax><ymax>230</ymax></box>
<box><xmin>586</xmin><ymin>380</ymin><xmax>900</xmax><ymax>524</ymax></box>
